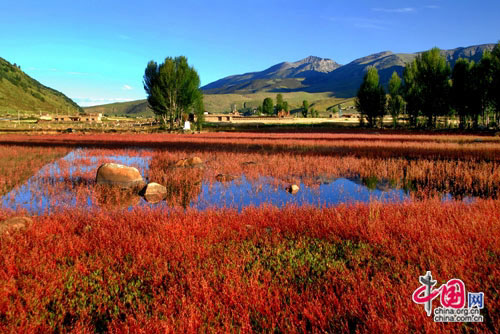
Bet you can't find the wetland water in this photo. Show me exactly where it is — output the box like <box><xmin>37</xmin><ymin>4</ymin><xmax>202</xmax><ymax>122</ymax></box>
<box><xmin>1</xmin><ymin>149</ymin><xmax>470</xmax><ymax>214</ymax></box>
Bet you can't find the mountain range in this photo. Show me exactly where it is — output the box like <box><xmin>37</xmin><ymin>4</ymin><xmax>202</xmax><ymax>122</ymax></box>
<box><xmin>2</xmin><ymin>43</ymin><xmax>492</xmax><ymax>117</ymax></box>
<box><xmin>0</xmin><ymin>57</ymin><xmax>82</xmax><ymax>115</ymax></box>
<box><xmin>201</xmin><ymin>43</ymin><xmax>496</xmax><ymax>97</ymax></box>
<box><xmin>201</xmin><ymin>56</ymin><xmax>341</xmax><ymax>94</ymax></box>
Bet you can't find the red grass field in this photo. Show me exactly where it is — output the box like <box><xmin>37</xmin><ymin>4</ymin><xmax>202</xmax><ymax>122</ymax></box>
<box><xmin>0</xmin><ymin>132</ymin><xmax>499</xmax><ymax>333</ymax></box>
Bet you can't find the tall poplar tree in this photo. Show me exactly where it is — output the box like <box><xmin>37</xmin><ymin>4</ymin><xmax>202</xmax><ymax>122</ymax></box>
<box><xmin>355</xmin><ymin>67</ymin><xmax>386</xmax><ymax>127</ymax></box>
<box><xmin>143</xmin><ymin>56</ymin><xmax>203</xmax><ymax>129</ymax></box>
<box><xmin>388</xmin><ymin>71</ymin><xmax>404</xmax><ymax>128</ymax></box>
<box><xmin>413</xmin><ymin>48</ymin><xmax>451</xmax><ymax>128</ymax></box>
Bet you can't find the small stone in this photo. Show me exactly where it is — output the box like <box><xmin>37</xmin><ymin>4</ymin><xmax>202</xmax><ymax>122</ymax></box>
<box><xmin>174</xmin><ymin>156</ymin><xmax>203</xmax><ymax>168</ymax></box>
<box><xmin>140</xmin><ymin>182</ymin><xmax>167</xmax><ymax>204</ymax></box>
<box><xmin>287</xmin><ymin>184</ymin><xmax>300</xmax><ymax>194</ymax></box>
<box><xmin>187</xmin><ymin>157</ymin><xmax>203</xmax><ymax>166</ymax></box>
<box><xmin>0</xmin><ymin>216</ymin><xmax>32</xmax><ymax>234</ymax></box>
<box><xmin>216</xmin><ymin>174</ymin><xmax>236</xmax><ymax>182</ymax></box>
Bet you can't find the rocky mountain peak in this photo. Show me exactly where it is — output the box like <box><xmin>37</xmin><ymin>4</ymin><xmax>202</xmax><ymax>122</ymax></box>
<box><xmin>291</xmin><ymin>56</ymin><xmax>340</xmax><ymax>73</ymax></box>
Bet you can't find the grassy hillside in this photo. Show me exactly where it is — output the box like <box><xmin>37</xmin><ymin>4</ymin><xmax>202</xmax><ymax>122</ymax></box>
<box><xmin>0</xmin><ymin>57</ymin><xmax>82</xmax><ymax>115</ymax></box>
<box><xmin>84</xmin><ymin>92</ymin><xmax>351</xmax><ymax>117</ymax></box>
<box><xmin>84</xmin><ymin>100</ymin><xmax>152</xmax><ymax>117</ymax></box>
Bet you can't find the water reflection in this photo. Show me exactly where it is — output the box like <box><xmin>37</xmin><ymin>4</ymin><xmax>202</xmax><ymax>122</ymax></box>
<box><xmin>1</xmin><ymin>149</ymin><xmax>478</xmax><ymax>215</ymax></box>
<box><xmin>2</xmin><ymin>149</ymin><xmax>152</xmax><ymax>214</ymax></box>
<box><xmin>192</xmin><ymin>176</ymin><xmax>409</xmax><ymax>211</ymax></box>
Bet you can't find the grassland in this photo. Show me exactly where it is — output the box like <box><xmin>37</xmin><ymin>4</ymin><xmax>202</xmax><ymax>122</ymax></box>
<box><xmin>0</xmin><ymin>58</ymin><xmax>82</xmax><ymax>116</ymax></box>
<box><xmin>204</xmin><ymin>92</ymin><xmax>352</xmax><ymax>114</ymax></box>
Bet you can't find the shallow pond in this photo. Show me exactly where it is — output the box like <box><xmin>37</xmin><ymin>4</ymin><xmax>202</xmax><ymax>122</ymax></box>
<box><xmin>1</xmin><ymin>149</ymin><xmax>472</xmax><ymax>214</ymax></box>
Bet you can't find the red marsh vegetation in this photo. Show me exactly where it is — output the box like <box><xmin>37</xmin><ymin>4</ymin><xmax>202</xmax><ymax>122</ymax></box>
<box><xmin>0</xmin><ymin>201</ymin><xmax>498</xmax><ymax>333</ymax></box>
<box><xmin>0</xmin><ymin>145</ymin><xmax>70</xmax><ymax>196</ymax></box>
<box><xmin>0</xmin><ymin>132</ymin><xmax>499</xmax><ymax>333</ymax></box>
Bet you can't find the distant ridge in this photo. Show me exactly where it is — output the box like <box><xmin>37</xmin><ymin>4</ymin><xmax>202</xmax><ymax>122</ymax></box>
<box><xmin>202</xmin><ymin>56</ymin><xmax>341</xmax><ymax>94</ymax></box>
<box><xmin>202</xmin><ymin>43</ymin><xmax>496</xmax><ymax>97</ymax></box>
<box><xmin>0</xmin><ymin>57</ymin><xmax>82</xmax><ymax>114</ymax></box>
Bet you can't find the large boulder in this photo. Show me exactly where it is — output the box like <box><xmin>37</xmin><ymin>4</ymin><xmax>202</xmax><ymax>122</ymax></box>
<box><xmin>0</xmin><ymin>216</ymin><xmax>32</xmax><ymax>234</ymax></box>
<box><xmin>140</xmin><ymin>182</ymin><xmax>167</xmax><ymax>204</ymax></box>
<box><xmin>96</xmin><ymin>163</ymin><xmax>144</xmax><ymax>189</ymax></box>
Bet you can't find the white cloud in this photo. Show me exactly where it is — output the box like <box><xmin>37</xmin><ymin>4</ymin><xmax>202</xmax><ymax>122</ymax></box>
<box><xmin>122</xmin><ymin>84</ymin><xmax>133</xmax><ymax>90</ymax></box>
<box><xmin>424</xmin><ymin>5</ymin><xmax>439</xmax><ymax>9</ymax></box>
<box><xmin>372</xmin><ymin>7</ymin><xmax>415</xmax><ymax>13</ymax></box>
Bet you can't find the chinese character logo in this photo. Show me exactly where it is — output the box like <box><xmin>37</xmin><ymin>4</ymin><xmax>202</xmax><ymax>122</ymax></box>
<box><xmin>412</xmin><ymin>271</ymin><xmax>484</xmax><ymax>322</ymax></box>
<box><xmin>468</xmin><ymin>292</ymin><xmax>484</xmax><ymax>309</ymax></box>
<box><xmin>412</xmin><ymin>271</ymin><xmax>439</xmax><ymax>316</ymax></box>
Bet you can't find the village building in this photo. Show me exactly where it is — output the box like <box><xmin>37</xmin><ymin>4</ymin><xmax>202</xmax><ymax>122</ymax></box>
<box><xmin>52</xmin><ymin>113</ymin><xmax>102</xmax><ymax>123</ymax></box>
<box><xmin>204</xmin><ymin>114</ymin><xmax>233</xmax><ymax>122</ymax></box>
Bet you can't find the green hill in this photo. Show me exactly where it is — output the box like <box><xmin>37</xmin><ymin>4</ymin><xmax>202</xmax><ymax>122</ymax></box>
<box><xmin>0</xmin><ymin>57</ymin><xmax>82</xmax><ymax>115</ymax></box>
<box><xmin>84</xmin><ymin>100</ymin><xmax>152</xmax><ymax>117</ymax></box>
<box><xmin>84</xmin><ymin>92</ymin><xmax>350</xmax><ymax>117</ymax></box>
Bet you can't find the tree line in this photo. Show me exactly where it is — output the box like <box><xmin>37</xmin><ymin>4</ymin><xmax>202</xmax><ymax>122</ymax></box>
<box><xmin>356</xmin><ymin>43</ymin><xmax>500</xmax><ymax>129</ymax></box>
<box><xmin>257</xmin><ymin>94</ymin><xmax>318</xmax><ymax>117</ymax></box>
<box><xmin>144</xmin><ymin>44</ymin><xmax>499</xmax><ymax>130</ymax></box>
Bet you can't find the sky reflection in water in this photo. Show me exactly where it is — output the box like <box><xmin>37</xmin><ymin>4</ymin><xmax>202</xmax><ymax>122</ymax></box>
<box><xmin>3</xmin><ymin>149</ymin><xmax>470</xmax><ymax>215</ymax></box>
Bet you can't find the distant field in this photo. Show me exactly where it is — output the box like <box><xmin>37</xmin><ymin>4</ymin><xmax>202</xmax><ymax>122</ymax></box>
<box><xmin>204</xmin><ymin>92</ymin><xmax>351</xmax><ymax>113</ymax></box>
<box><xmin>84</xmin><ymin>92</ymin><xmax>355</xmax><ymax>116</ymax></box>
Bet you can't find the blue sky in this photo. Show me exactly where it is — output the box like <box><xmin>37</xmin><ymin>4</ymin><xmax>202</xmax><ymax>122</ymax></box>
<box><xmin>1</xmin><ymin>0</ymin><xmax>499</xmax><ymax>106</ymax></box>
